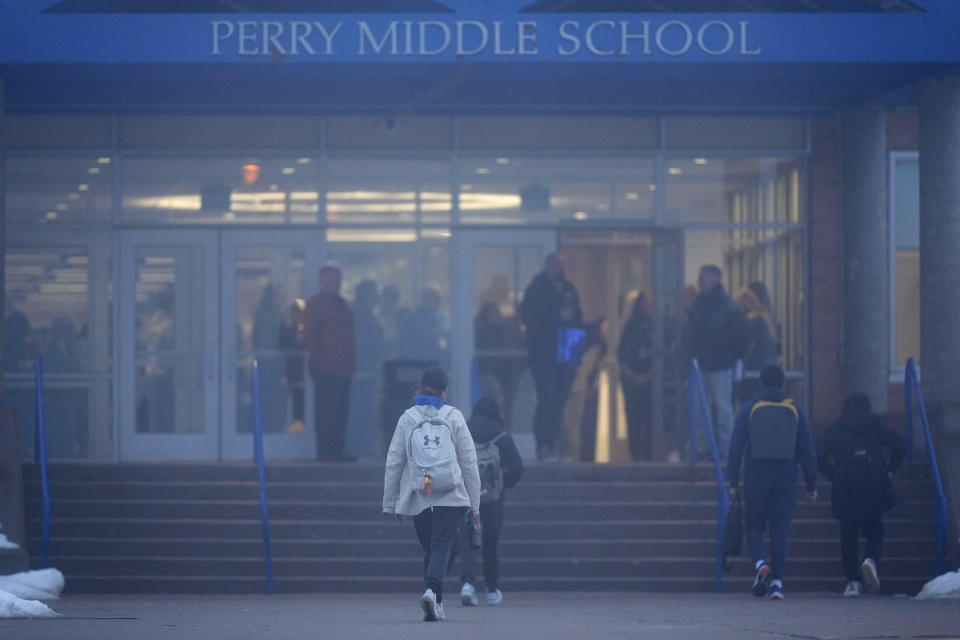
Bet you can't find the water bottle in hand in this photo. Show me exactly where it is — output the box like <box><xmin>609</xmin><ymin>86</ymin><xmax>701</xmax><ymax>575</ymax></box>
<box><xmin>467</xmin><ymin>511</ymin><xmax>482</xmax><ymax>550</ymax></box>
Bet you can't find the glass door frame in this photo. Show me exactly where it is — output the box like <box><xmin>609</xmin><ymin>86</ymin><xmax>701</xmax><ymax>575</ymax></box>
<box><xmin>116</xmin><ymin>229</ymin><xmax>220</xmax><ymax>461</ymax></box>
<box><xmin>449</xmin><ymin>228</ymin><xmax>558</xmax><ymax>423</ymax></box>
<box><xmin>219</xmin><ymin>229</ymin><xmax>325</xmax><ymax>461</ymax></box>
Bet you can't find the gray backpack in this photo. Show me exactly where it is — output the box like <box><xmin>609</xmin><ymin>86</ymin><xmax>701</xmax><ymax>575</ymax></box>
<box><xmin>406</xmin><ymin>406</ymin><xmax>462</xmax><ymax>496</ymax></box>
<box><xmin>476</xmin><ymin>433</ymin><xmax>506</xmax><ymax>503</ymax></box>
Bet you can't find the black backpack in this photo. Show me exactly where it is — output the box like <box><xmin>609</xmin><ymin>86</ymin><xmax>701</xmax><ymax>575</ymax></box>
<box><xmin>833</xmin><ymin>428</ymin><xmax>888</xmax><ymax>494</ymax></box>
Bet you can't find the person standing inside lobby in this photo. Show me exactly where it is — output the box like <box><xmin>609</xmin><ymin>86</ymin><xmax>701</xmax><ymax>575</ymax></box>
<box><xmin>520</xmin><ymin>253</ymin><xmax>583</xmax><ymax>461</ymax></box>
<box><xmin>687</xmin><ymin>264</ymin><xmax>748</xmax><ymax>460</ymax></box>
<box><xmin>303</xmin><ymin>265</ymin><xmax>356</xmax><ymax>462</ymax></box>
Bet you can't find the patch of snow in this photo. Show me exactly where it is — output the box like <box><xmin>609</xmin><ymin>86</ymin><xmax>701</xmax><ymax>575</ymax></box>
<box><xmin>916</xmin><ymin>570</ymin><xmax>960</xmax><ymax>600</ymax></box>
<box><xmin>0</xmin><ymin>534</ymin><xmax>20</xmax><ymax>550</ymax></box>
<box><xmin>0</xmin><ymin>569</ymin><xmax>65</xmax><ymax>601</ymax></box>
<box><xmin>0</xmin><ymin>590</ymin><xmax>57</xmax><ymax>618</ymax></box>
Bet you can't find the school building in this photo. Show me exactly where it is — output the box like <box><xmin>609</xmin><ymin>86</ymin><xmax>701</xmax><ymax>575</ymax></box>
<box><xmin>0</xmin><ymin>0</ymin><xmax>958</xmax><ymax>592</ymax></box>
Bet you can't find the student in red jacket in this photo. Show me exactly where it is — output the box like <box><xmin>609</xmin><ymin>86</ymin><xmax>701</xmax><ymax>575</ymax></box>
<box><xmin>302</xmin><ymin>265</ymin><xmax>355</xmax><ymax>462</ymax></box>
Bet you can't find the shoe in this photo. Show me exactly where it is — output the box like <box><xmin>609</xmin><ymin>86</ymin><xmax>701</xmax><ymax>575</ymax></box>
<box><xmin>436</xmin><ymin>602</ymin><xmax>445</xmax><ymax>621</ymax></box>
<box><xmin>768</xmin><ymin>584</ymin><xmax>784</xmax><ymax>600</ymax></box>
<box><xmin>420</xmin><ymin>589</ymin><xmax>439</xmax><ymax>621</ymax></box>
<box><xmin>843</xmin><ymin>581</ymin><xmax>863</xmax><ymax>597</ymax></box>
<box><xmin>861</xmin><ymin>558</ymin><xmax>880</xmax><ymax>594</ymax></box>
<box><xmin>486</xmin><ymin>589</ymin><xmax>503</xmax><ymax>605</ymax></box>
<box><xmin>460</xmin><ymin>582</ymin><xmax>478</xmax><ymax>607</ymax></box>
<box><xmin>752</xmin><ymin>563</ymin><xmax>772</xmax><ymax>598</ymax></box>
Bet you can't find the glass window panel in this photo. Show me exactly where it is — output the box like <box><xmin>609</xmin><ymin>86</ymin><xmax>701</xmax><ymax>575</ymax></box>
<box><xmin>6</xmin><ymin>157</ymin><xmax>112</xmax><ymax>224</ymax></box>
<box><xmin>665</xmin><ymin>157</ymin><xmax>803</xmax><ymax>224</ymax></box>
<box><xmin>234</xmin><ymin>246</ymin><xmax>307</xmax><ymax>436</ymax></box>
<box><xmin>460</xmin><ymin>117</ymin><xmax>659</xmax><ymax>150</ymax></box>
<box><xmin>5</xmin><ymin>115</ymin><xmax>112</xmax><ymax>149</ymax></box>
<box><xmin>134</xmin><ymin>246</ymin><xmax>206</xmax><ymax>434</ymax></box>
<box><xmin>460</xmin><ymin>157</ymin><xmax>654</xmax><ymax>224</ymax></box>
<box><xmin>119</xmin><ymin>116</ymin><xmax>318</xmax><ymax>149</ymax></box>
<box><xmin>4</xmin><ymin>245</ymin><xmax>112</xmax><ymax>460</ymax></box>
<box><xmin>893</xmin><ymin>154</ymin><xmax>920</xmax><ymax>367</ymax></box>
<box><xmin>666</xmin><ymin>117</ymin><xmax>806</xmax><ymax>150</ymax></box>
<box><xmin>325</xmin><ymin>158</ymin><xmax>451</xmax><ymax>225</ymax></box>
<box><xmin>326</xmin><ymin>117</ymin><xmax>453</xmax><ymax>150</ymax></box>
<box><xmin>122</xmin><ymin>157</ymin><xmax>319</xmax><ymax>224</ymax></box>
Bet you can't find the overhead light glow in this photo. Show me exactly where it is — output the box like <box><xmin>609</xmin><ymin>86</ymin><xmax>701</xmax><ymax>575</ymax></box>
<box><xmin>97</xmin><ymin>157</ymin><xmax>111</xmax><ymax>164</ymax></box>
<box><xmin>297</xmin><ymin>157</ymin><xmax>312</xmax><ymax>164</ymax></box>
<box><xmin>476</xmin><ymin>168</ymin><xmax>490</xmax><ymax>175</ymax></box>
<box><xmin>87</xmin><ymin>167</ymin><xmax>101</xmax><ymax>175</ymax></box>
<box><xmin>242</xmin><ymin>163</ymin><xmax>261</xmax><ymax>185</ymax></box>
<box><xmin>668</xmin><ymin>168</ymin><xmax>683</xmax><ymax>176</ymax></box>
<box><xmin>496</xmin><ymin>158</ymin><xmax>510</xmax><ymax>165</ymax></box>
<box><xmin>282</xmin><ymin>167</ymin><xmax>296</xmax><ymax>175</ymax></box>
<box><xmin>648</xmin><ymin>184</ymin><xmax>657</xmax><ymax>192</ymax></box>
<box><xmin>78</xmin><ymin>184</ymin><xmax>90</xmax><ymax>191</ymax></box>
<box><xmin>694</xmin><ymin>158</ymin><xmax>708</xmax><ymax>165</ymax></box>
<box><xmin>46</xmin><ymin>211</ymin><xmax>58</xmax><ymax>220</ymax></box>
<box><xmin>625</xmin><ymin>192</ymin><xmax>640</xmax><ymax>200</ymax></box>
<box><xmin>574</xmin><ymin>211</ymin><xmax>589</xmax><ymax>220</ymax></box>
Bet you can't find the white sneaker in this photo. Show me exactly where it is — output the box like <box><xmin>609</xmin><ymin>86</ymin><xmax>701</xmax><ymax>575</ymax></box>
<box><xmin>460</xmin><ymin>582</ymin><xmax>478</xmax><ymax>606</ymax></box>
<box><xmin>843</xmin><ymin>581</ymin><xmax>862</xmax><ymax>597</ymax></box>
<box><xmin>861</xmin><ymin>558</ymin><xmax>880</xmax><ymax>593</ymax></box>
<box><xmin>486</xmin><ymin>589</ymin><xmax>503</xmax><ymax>605</ymax></box>
<box><xmin>436</xmin><ymin>602</ymin><xmax>445</xmax><ymax>621</ymax></box>
<box><xmin>420</xmin><ymin>589</ymin><xmax>440</xmax><ymax>621</ymax></box>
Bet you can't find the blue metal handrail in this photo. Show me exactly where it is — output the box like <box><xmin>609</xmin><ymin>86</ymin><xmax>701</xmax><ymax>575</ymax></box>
<box><xmin>904</xmin><ymin>357</ymin><xmax>950</xmax><ymax>576</ymax></box>
<box><xmin>251</xmin><ymin>360</ymin><xmax>276</xmax><ymax>595</ymax></box>
<box><xmin>687</xmin><ymin>359</ymin><xmax>731</xmax><ymax>592</ymax></box>
<box><xmin>34</xmin><ymin>356</ymin><xmax>52</xmax><ymax>569</ymax></box>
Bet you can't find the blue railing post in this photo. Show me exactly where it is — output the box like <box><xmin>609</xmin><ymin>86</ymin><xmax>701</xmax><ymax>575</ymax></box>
<box><xmin>687</xmin><ymin>362</ymin><xmax>698</xmax><ymax>465</ymax></box>
<box><xmin>688</xmin><ymin>359</ymin><xmax>731</xmax><ymax>592</ymax></box>
<box><xmin>251</xmin><ymin>360</ymin><xmax>276</xmax><ymax>595</ymax></box>
<box><xmin>34</xmin><ymin>356</ymin><xmax>51</xmax><ymax>569</ymax></box>
<box><xmin>905</xmin><ymin>359</ymin><xmax>914</xmax><ymax>464</ymax></box>
<box><xmin>904</xmin><ymin>357</ymin><xmax>949</xmax><ymax>576</ymax></box>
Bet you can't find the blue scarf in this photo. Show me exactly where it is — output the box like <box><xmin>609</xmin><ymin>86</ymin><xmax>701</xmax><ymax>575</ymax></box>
<box><xmin>414</xmin><ymin>394</ymin><xmax>447</xmax><ymax>410</ymax></box>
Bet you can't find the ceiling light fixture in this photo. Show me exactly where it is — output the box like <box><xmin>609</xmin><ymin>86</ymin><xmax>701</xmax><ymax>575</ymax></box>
<box><xmin>476</xmin><ymin>168</ymin><xmax>490</xmax><ymax>175</ymax></box>
<box><xmin>282</xmin><ymin>168</ymin><xmax>296</xmax><ymax>175</ymax></box>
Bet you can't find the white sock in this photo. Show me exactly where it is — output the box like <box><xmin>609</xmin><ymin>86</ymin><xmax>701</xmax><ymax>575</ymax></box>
<box><xmin>755</xmin><ymin>559</ymin><xmax>766</xmax><ymax>570</ymax></box>
<box><xmin>771</xmin><ymin>579</ymin><xmax>782</xmax><ymax>589</ymax></box>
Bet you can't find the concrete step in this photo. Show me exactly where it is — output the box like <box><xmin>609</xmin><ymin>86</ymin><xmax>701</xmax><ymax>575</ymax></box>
<box><xmin>22</xmin><ymin>462</ymin><xmax>940</xmax><ymax>484</ymax></box>
<box><xmin>33</xmin><ymin>555</ymin><xmax>941</xmax><ymax>580</ymax></box>
<box><xmin>24</xmin><ymin>537</ymin><xmax>940</xmax><ymax>560</ymax></box>
<box><xmin>24</xmin><ymin>517</ymin><xmax>942</xmax><ymax>540</ymax></box>
<box><xmin>21</xmin><ymin>479</ymin><xmax>941</xmax><ymax>503</ymax></box>
<box><xmin>23</xmin><ymin>499</ymin><xmax>942</xmax><ymax>522</ymax></box>
<box><xmin>59</xmin><ymin>575</ymin><xmax>930</xmax><ymax>596</ymax></box>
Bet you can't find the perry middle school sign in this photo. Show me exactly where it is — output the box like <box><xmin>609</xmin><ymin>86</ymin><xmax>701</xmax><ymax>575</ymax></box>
<box><xmin>209</xmin><ymin>18</ymin><xmax>761</xmax><ymax>58</ymax></box>
<box><xmin>1</xmin><ymin>0</ymin><xmax>959</xmax><ymax>64</ymax></box>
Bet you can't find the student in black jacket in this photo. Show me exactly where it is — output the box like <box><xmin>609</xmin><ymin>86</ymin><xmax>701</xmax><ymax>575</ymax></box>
<box><xmin>816</xmin><ymin>392</ymin><xmax>906</xmax><ymax>597</ymax></box>
<box><xmin>456</xmin><ymin>397</ymin><xmax>524</xmax><ymax>607</ymax></box>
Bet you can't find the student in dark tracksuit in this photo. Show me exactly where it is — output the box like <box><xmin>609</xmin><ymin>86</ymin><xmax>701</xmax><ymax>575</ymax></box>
<box><xmin>456</xmin><ymin>397</ymin><xmax>524</xmax><ymax>606</ymax></box>
<box><xmin>727</xmin><ymin>365</ymin><xmax>818</xmax><ymax>600</ymax></box>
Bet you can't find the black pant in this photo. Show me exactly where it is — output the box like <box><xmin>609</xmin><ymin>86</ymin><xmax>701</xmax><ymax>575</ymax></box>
<box><xmin>622</xmin><ymin>381</ymin><xmax>652</xmax><ymax>461</ymax></box>
<box><xmin>531</xmin><ymin>363</ymin><xmax>576</xmax><ymax>457</ymax></box>
<box><xmin>744</xmin><ymin>476</ymin><xmax>797</xmax><ymax>581</ymax></box>
<box><xmin>413</xmin><ymin>506</ymin><xmax>467</xmax><ymax>602</ymax></box>
<box><xmin>459</xmin><ymin>500</ymin><xmax>505</xmax><ymax>591</ymax></box>
<box><xmin>840</xmin><ymin>516</ymin><xmax>884</xmax><ymax>582</ymax></box>
<box><xmin>310</xmin><ymin>368</ymin><xmax>351</xmax><ymax>460</ymax></box>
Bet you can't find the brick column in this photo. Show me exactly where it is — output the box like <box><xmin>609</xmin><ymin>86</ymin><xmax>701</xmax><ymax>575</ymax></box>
<box><xmin>841</xmin><ymin>105</ymin><xmax>889</xmax><ymax>411</ymax></box>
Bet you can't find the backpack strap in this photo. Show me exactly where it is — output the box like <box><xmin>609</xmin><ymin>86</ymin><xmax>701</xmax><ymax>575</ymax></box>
<box><xmin>749</xmin><ymin>398</ymin><xmax>798</xmax><ymax>422</ymax></box>
<box><xmin>489</xmin><ymin>432</ymin><xmax>507</xmax><ymax>446</ymax></box>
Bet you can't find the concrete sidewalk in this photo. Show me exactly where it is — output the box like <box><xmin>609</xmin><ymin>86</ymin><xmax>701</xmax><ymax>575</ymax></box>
<box><xmin>3</xmin><ymin>592</ymin><xmax>958</xmax><ymax>640</ymax></box>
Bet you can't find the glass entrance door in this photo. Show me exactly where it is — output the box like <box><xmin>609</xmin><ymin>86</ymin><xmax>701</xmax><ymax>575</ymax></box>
<box><xmin>219</xmin><ymin>230</ymin><xmax>325</xmax><ymax>460</ymax></box>
<box><xmin>118</xmin><ymin>230</ymin><xmax>219</xmax><ymax>460</ymax></box>
<box><xmin>451</xmin><ymin>230</ymin><xmax>557</xmax><ymax>460</ymax></box>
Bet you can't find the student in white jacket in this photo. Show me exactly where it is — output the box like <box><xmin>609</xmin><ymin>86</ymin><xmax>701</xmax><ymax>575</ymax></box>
<box><xmin>382</xmin><ymin>367</ymin><xmax>481</xmax><ymax>622</ymax></box>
